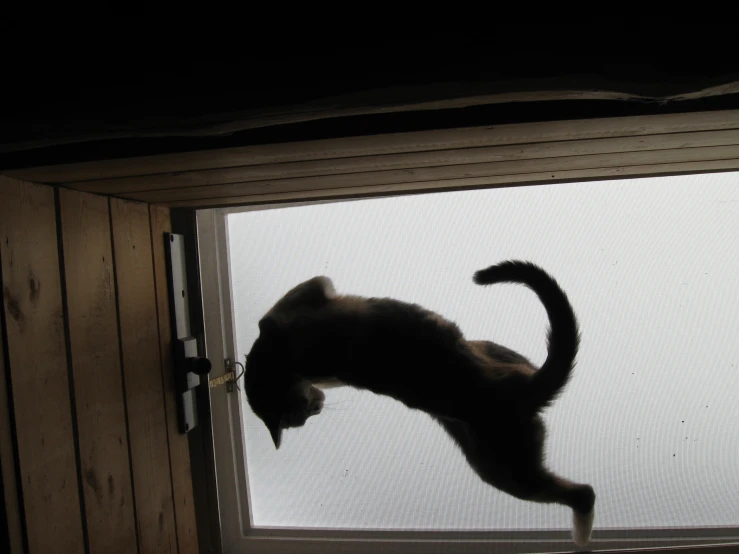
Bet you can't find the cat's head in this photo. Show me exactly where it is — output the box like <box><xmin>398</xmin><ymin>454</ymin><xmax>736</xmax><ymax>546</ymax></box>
<box><xmin>244</xmin><ymin>317</ymin><xmax>325</xmax><ymax>449</ymax></box>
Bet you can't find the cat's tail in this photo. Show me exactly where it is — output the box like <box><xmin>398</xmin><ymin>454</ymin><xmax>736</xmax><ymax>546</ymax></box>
<box><xmin>473</xmin><ymin>260</ymin><xmax>580</xmax><ymax>410</ymax></box>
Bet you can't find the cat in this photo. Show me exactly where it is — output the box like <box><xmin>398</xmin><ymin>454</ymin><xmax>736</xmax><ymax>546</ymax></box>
<box><xmin>244</xmin><ymin>260</ymin><xmax>595</xmax><ymax>545</ymax></box>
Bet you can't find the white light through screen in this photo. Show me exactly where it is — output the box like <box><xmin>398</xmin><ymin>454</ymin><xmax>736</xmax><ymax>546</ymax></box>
<box><xmin>228</xmin><ymin>173</ymin><xmax>739</xmax><ymax>531</ymax></box>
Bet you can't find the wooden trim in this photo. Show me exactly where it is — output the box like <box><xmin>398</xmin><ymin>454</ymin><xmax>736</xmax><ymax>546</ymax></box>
<box><xmin>149</xmin><ymin>205</ymin><xmax>199</xmax><ymax>554</ymax></box>
<box><xmin>8</xmin><ymin>110</ymin><xmax>739</xmax><ymax>185</ymax></box>
<box><xmin>110</xmin><ymin>198</ymin><xmax>177</xmax><ymax>554</ymax></box>
<box><xmin>196</xmin><ymin>209</ymin><xmax>248</xmax><ymax>553</ymax></box>
<box><xmin>122</xmin><ymin>143</ymin><xmax>739</xmax><ymax>204</ymax></box>
<box><xmin>63</xmin><ymin>129</ymin><xmax>739</xmax><ymax>194</ymax></box>
<box><xmin>160</xmin><ymin>158</ymin><xmax>739</xmax><ymax>208</ymax></box>
<box><xmin>58</xmin><ymin>189</ymin><xmax>138</xmax><ymax>554</ymax></box>
<box><xmin>0</xmin><ymin>176</ymin><xmax>86</xmax><ymax>554</ymax></box>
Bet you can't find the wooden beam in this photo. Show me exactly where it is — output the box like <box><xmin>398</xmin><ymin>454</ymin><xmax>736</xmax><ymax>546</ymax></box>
<box><xmin>63</xmin><ymin>129</ymin><xmax>739</xmax><ymax>194</ymax></box>
<box><xmin>58</xmin><ymin>189</ymin><xmax>138</xmax><ymax>554</ymax></box>
<box><xmin>110</xmin><ymin>198</ymin><xmax>177</xmax><ymax>554</ymax></box>
<box><xmin>0</xmin><ymin>176</ymin><xmax>86</xmax><ymax>554</ymax></box>
<box><xmin>159</xmin><ymin>158</ymin><xmax>739</xmax><ymax>208</ymax></box>
<box><xmin>128</xmin><ymin>144</ymin><xmax>739</xmax><ymax>205</ymax></box>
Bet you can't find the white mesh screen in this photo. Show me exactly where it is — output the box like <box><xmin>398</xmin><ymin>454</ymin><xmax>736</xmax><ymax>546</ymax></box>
<box><xmin>227</xmin><ymin>173</ymin><xmax>739</xmax><ymax>530</ymax></box>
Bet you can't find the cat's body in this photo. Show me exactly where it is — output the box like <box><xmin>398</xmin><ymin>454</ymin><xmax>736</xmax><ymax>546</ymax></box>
<box><xmin>244</xmin><ymin>260</ymin><xmax>595</xmax><ymax>545</ymax></box>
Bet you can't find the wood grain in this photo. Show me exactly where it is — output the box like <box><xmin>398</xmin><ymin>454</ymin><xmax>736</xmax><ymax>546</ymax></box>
<box><xmin>58</xmin><ymin>189</ymin><xmax>138</xmax><ymax>554</ymax></box>
<box><xmin>130</xmin><ymin>143</ymin><xmax>739</xmax><ymax>204</ymax></box>
<box><xmin>0</xmin><ymin>277</ymin><xmax>23</xmax><ymax>554</ymax></box>
<box><xmin>9</xmin><ymin>109</ymin><xmax>739</xmax><ymax>185</ymax></box>
<box><xmin>110</xmin><ymin>198</ymin><xmax>176</xmax><ymax>554</ymax></box>
<box><xmin>0</xmin><ymin>176</ymin><xmax>85</xmax><ymax>554</ymax></box>
<box><xmin>67</xmin><ymin>129</ymin><xmax>739</xmax><ymax>194</ymax></box>
<box><xmin>161</xmin><ymin>158</ymin><xmax>739</xmax><ymax>208</ymax></box>
<box><xmin>149</xmin><ymin>205</ymin><xmax>198</xmax><ymax>554</ymax></box>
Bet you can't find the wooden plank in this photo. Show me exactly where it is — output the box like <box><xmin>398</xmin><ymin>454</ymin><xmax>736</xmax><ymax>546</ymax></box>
<box><xmin>58</xmin><ymin>189</ymin><xmax>138</xmax><ymax>554</ymax></box>
<box><xmin>0</xmin><ymin>176</ymin><xmax>86</xmax><ymax>554</ymax></box>
<box><xmin>8</xmin><ymin>109</ymin><xmax>739</xmax><ymax>185</ymax></box>
<box><xmin>110</xmin><ymin>198</ymin><xmax>176</xmax><ymax>554</ymax></box>
<box><xmin>129</xmin><ymin>143</ymin><xmax>739</xmax><ymax>204</ymax></box>
<box><xmin>0</xmin><ymin>281</ymin><xmax>23</xmax><ymax>554</ymax></box>
<box><xmin>64</xmin><ymin>129</ymin><xmax>739</xmax><ymax>194</ymax></box>
<box><xmin>160</xmin><ymin>158</ymin><xmax>739</xmax><ymax>208</ymax></box>
<box><xmin>149</xmin><ymin>205</ymin><xmax>198</xmax><ymax>554</ymax></box>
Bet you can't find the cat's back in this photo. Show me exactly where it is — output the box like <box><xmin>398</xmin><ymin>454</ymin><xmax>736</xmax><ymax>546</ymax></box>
<box><xmin>358</xmin><ymin>296</ymin><xmax>464</xmax><ymax>345</ymax></box>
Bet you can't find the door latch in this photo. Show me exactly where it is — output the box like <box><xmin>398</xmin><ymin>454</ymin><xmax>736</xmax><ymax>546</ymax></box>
<box><xmin>172</xmin><ymin>336</ymin><xmax>212</xmax><ymax>433</ymax></box>
<box><xmin>209</xmin><ymin>358</ymin><xmax>244</xmax><ymax>393</ymax></box>
<box><xmin>165</xmin><ymin>232</ymin><xmax>212</xmax><ymax>433</ymax></box>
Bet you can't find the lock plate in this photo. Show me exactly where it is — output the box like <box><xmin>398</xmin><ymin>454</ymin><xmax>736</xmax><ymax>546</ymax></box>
<box><xmin>165</xmin><ymin>232</ymin><xmax>211</xmax><ymax>433</ymax></box>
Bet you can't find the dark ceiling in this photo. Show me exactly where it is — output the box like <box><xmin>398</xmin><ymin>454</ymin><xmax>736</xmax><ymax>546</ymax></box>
<box><xmin>3</xmin><ymin>24</ymin><xmax>739</xmax><ymax>170</ymax></box>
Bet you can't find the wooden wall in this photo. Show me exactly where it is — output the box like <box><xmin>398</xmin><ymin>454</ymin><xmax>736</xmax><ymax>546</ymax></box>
<box><xmin>0</xmin><ymin>176</ymin><xmax>198</xmax><ymax>554</ymax></box>
<box><xmin>8</xmin><ymin>110</ymin><xmax>739</xmax><ymax>209</ymax></box>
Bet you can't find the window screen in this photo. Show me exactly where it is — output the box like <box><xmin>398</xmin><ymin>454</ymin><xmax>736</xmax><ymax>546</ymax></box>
<box><xmin>227</xmin><ymin>173</ymin><xmax>738</xmax><ymax>532</ymax></box>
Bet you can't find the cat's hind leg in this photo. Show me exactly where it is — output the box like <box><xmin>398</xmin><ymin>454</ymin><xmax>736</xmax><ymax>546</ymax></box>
<box><xmin>522</xmin><ymin>472</ymin><xmax>595</xmax><ymax>547</ymax></box>
<box><xmin>441</xmin><ymin>418</ymin><xmax>595</xmax><ymax>546</ymax></box>
<box><xmin>486</xmin><ymin>463</ymin><xmax>595</xmax><ymax>546</ymax></box>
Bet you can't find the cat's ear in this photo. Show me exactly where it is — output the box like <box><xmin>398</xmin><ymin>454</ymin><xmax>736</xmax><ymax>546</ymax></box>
<box><xmin>265</xmin><ymin>414</ymin><xmax>283</xmax><ymax>449</ymax></box>
<box><xmin>314</xmin><ymin>276</ymin><xmax>336</xmax><ymax>300</ymax></box>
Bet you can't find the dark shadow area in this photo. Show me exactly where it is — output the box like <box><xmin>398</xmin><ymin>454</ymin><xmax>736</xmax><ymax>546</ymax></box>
<box><xmin>3</xmin><ymin>26</ymin><xmax>739</xmax><ymax>169</ymax></box>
